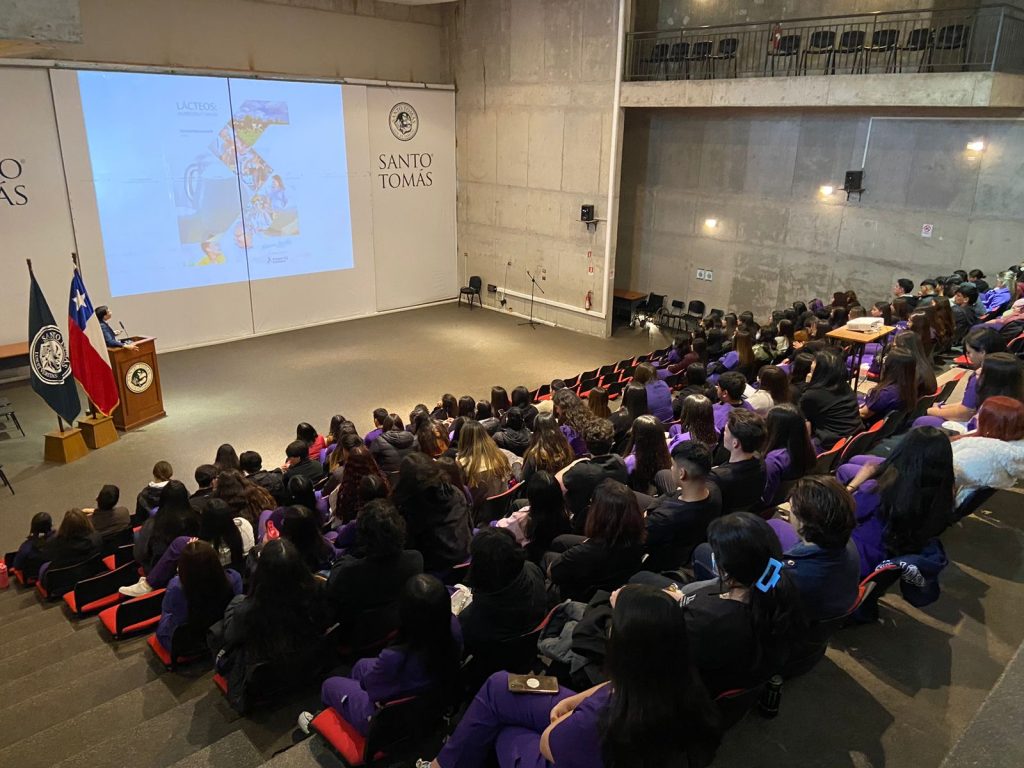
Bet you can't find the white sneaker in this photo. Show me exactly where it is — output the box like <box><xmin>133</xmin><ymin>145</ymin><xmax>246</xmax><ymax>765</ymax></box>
<box><xmin>415</xmin><ymin>761</ymin><xmax>433</xmax><ymax>768</ymax></box>
<box><xmin>118</xmin><ymin>577</ymin><xmax>153</xmax><ymax>597</ymax></box>
<box><xmin>297</xmin><ymin>711</ymin><xmax>314</xmax><ymax>735</ymax></box>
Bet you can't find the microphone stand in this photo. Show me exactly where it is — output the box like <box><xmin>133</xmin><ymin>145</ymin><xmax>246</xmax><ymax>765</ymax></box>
<box><xmin>518</xmin><ymin>270</ymin><xmax>545</xmax><ymax>329</ymax></box>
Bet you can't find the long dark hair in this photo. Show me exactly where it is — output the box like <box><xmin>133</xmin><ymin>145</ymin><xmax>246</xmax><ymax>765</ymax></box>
<box><xmin>280</xmin><ymin>505</ymin><xmax>330</xmax><ymax>571</ymax></box>
<box><xmin>151</xmin><ymin>480</ymin><xmax>200</xmax><ymax>554</ymax></box>
<box><xmin>620</xmin><ymin>382</ymin><xmax>649</xmax><ymax>421</ymax></box>
<box><xmin>584</xmin><ymin>480</ymin><xmax>645</xmax><ymax>549</ymax></box>
<box><xmin>626</xmin><ymin>415</ymin><xmax>671</xmax><ymax>493</ymax></box>
<box><xmin>733</xmin><ymin>331</ymin><xmax>755</xmax><ymax>372</ymax></box>
<box><xmin>681</xmin><ymin>395</ymin><xmax>718</xmax><ymax>451</ymax></box>
<box><xmin>523</xmin><ymin>413</ymin><xmax>574</xmax><ymax>474</ymax></box>
<box><xmin>789</xmin><ymin>352</ymin><xmax>814</xmax><ymax>385</ymax></box>
<box><xmin>807</xmin><ymin>350</ymin><xmax>851</xmax><ymax>392</ymax></box>
<box><xmin>893</xmin><ymin>330</ymin><xmax>937</xmax><ymax>394</ymax></box>
<box><xmin>876</xmin><ymin>347</ymin><xmax>918</xmax><ymax>412</ymax></box>
<box><xmin>243</xmin><ymin>538</ymin><xmax>322</xmax><ymax>659</ymax></box>
<box><xmin>875</xmin><ymin>427</ymin><xmax>955</xmax><ymax>554</ymax></box>
<box><xmin>707</xmin><ymin>513</ymin><xmax>803</xmax><ymax>678</ymax></box>
<box><xmin>336</xmin><ymin>446</ymin><xmax>389</xmax><ymax>524</ymax></box>
<box><xmin>977</xmin><ymin>353</ymin><xmax>1024</xmax><ymax>407</ymax></box>
<box><xmin>601</xmin><ymin>585</ymin><xmax>721</xmax><ymax>768</ymax></box>
<box><xmin>763</xmin><ymin>404</ymin><xmax>815</xmax><ymax>477</ymax></box>
<box><xmin>199</xmin><ymin>498</ymin><xmax>244</xmax><ymax>571</ymax></box>
<box><xmin>178</xmin><ymin>539</ymin><xmax>235</xmax><ymax>632</ymax></box>
<box><xmin>215</xmin><ymin>444</ymin><xmax>240</xmax><ymax>471</ymax></box>
<box><xmin>757</xmin><ymin>365</ymin><xmax>792</xmax><ymax>405</ymax></box>
<box><xmin>395</xmin><ymin>574</ymin><xmax>460</xmax><ymax>702</ymax></box>
<box><xmin>523</xmin><ymin>471</ymin><xmax>571</xmax><ymax>562</ymax></box>
<box><xmin>872</xmin><ymin>301</ymin><xmax>893</xmax><ymax>325</ymax></box>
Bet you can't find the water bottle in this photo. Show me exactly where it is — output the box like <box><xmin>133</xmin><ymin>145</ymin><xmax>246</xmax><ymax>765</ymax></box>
<box><xmin>759</xmin><ymin>675</ymin><xmax>783</xmax><ymax>718</ymax></box>
<box><xmin>265</xmin><ymin>520</ymin><xmax>280</xmax><ymax>541</ymax></box>
<box><xmin>0</xmin><ymin>562</ymin><xmax>9</xmax><ymax>590</ymax></box>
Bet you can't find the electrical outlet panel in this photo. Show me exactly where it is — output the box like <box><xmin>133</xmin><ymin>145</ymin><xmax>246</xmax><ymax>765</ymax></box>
<box><xmin>696</xmin><ymin>269</ymin><xmax>707</xmax><ymax>280</ymax></box>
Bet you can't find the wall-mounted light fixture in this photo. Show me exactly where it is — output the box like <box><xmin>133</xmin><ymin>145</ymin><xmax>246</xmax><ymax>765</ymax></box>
<box><xmin>820</xmin><ymin>184</ymin><xmax>835</xmax><ymax>196</ymax></box>
<box><xmin>704</xmin><ymin>218</ymin><xmax>718</xmax><ymax>229</ymax></box>
<box><xmin>966</xmin><ymin>140</ymin><xmax>985</xmax><ymax>152</ymax></box>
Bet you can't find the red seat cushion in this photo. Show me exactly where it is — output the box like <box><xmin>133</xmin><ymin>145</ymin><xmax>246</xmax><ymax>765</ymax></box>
<box><xmin>36</xmin><ymin>581</ymin><xmax>48</xmax><ymax>598</ymax></box>
<box><xmin>102</xmin><ymin>555</ymin><xmax>116</xmax><ymax>571</ymax></box>
<box><xmin>213</xmin><ymin>673</ymin><xmax>228</xmax><ymax>694</ymax></box>
<box><xmin>99</xmin><ymin>605</ymin><xmax>119</xmax><ymax>636</ymax></box>
<box><xmin>79</xmin><ymin>592</ymin><xmax>122</xmax><ymax>615</ymax></box>
<box><xmin>311</xmin><ymin>709</ymin><xmax>365</xmax><ymax>766</ymax></box>
<box><xmin>121</xmin><ymin>615</ymin><xmax>161</xmax><ymax>635</ymax></box>
<box><xmin>63</xmin><ymin>591</ymin><xmax>78</xmax><ymax>613</ymax></box>
<box><xmin>148</xmin><ymin>634</ymin><xmax>173</xmax><ymax>666</ymax></box>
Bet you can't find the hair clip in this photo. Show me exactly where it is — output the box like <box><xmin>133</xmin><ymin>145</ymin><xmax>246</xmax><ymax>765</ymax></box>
<box><xmin>755</xmin><ymin>557</ymin><xmax>784</xmax><ymax>593</ymax></box>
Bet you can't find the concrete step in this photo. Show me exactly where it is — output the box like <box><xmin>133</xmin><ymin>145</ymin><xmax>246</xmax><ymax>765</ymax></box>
<box><xmin>0</xmin><ymin>607</ymin><xmax>78</xmax><ymax>659</ymax></box>
<box><xmin>0</xmin><ymin>621</ymin><xmax>108</xmax><ymax>683</ymax></box>
<box><xmin>0</xmin><ymin>586</ymin><xmax>58</xmax><ymax>619</ymax></box>
<box><xmin>164</xmin><ymin>731</ymin><xmax>264</xmax><ymax>768</ymax></box>
<box><xmin>0</xmin><ymin>670</ymin><xmax>210</xmax><ymax>768</ymax></box>
<box><xmin>0</xmin><ymin>594</ymin><xmax>70</xmax><ymax>643</ymax></box>
<box><xmin>263</xmin><ymin>737</ymin><xmax>345</xmax><ymax>768</ymax></box>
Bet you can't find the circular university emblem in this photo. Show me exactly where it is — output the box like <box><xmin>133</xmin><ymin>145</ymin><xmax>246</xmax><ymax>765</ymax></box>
<box><xmin>389</xmin><ymin>102</ymin><xmax>419</xmax><ymax>141</ymax></box>
<box><xmin>126</xmin><ymin>362</ymin><xmax>154</xmax><ymax>394</ymax></box>
<box><xmin>30</xmin><ymin>325</ymin><xmax>72</xmax><ymax>385</ymax></box>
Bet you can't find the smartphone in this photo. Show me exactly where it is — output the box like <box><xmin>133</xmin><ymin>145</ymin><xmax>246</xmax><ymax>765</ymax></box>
<box><xmin>507</xmin><ymin>674</ymin><xmax>560</xmax><ymax>694</ymax></box>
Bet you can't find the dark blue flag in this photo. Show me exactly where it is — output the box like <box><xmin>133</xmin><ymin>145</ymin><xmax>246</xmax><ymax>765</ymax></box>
<box><xmin>28</xmin><ymin>267</ymin><xmax>81</xmax><ymax>425</ymax></box>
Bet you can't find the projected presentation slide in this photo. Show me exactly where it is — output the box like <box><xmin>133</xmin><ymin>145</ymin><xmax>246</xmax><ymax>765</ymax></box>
<box><xmin>77</xmin><ymin>71</ymin><xmax>354</xmax><ymax>297</ymax></box>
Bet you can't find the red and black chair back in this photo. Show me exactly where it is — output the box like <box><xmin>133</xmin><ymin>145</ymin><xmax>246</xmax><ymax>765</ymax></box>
<box><xmin>813</xmin><ymin>435</ymin><xmax>852</xmax><ymax>474</ymax></box>
<box><xmin>63</xmin><ymin>560</ymin><xmax>140</xmax><ymax>615</ymax></box>
<box><xmin>37</xmin><ymin>555</ymin><xmax>105</xmax><ymax>600</ymax></box>
<box><xmin>99</xmin><ymin>588</ymin><xmax>166</xmax><ymax>638</ymax></box>
<box><xmin>849</xmin><ymin>564</ymin><xmax>902</xmax><ymax>623</ymax></box>
<box><xmin>478</xmin><ymin>481</ymin><xmax>524</xmax><ymax>524</ymax></box>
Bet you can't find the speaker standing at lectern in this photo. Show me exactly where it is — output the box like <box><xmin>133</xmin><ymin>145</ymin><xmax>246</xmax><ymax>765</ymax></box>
<box><xmin>96</xmin><ymin>306</ymin><xmax>136</xmax><ymax>350</ymax></box>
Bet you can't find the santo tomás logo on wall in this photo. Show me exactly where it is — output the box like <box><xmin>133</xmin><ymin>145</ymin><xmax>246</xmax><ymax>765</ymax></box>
<box><xmin>30</xmin><ymin>325</ymin><xmax>72</xmax><ymax>385</ymax></box>
<box><xmin>126</xmin><ymin>362</ymin><xmax>154</xmax><ymax>394</ymax></box>
<box><xmin>0</xmin><ymin>157</ymin><xmax>29</xmax><ymax>206</ymax></box>
<box><xmin>389</xmin><ymin>103</ymin><xmax>419</xmax><ymax>141</ymax></box>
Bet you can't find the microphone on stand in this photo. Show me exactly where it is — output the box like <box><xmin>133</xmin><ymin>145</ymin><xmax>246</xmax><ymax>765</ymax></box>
<box><xmin>119</xmin><ymin>321</ymin><xmax>129</xmax><ymax>339</ymax></box>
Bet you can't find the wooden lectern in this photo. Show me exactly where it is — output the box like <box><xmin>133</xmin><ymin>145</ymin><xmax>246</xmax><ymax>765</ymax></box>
<box><xmin>107</xmin><ymin>337</ymin><xmax>166</xmax><ymax>430</ymax></box>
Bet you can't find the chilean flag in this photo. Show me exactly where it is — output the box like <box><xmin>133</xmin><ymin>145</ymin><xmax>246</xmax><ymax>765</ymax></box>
<box><xmin>68</xmin><ymin>268</ymin><xmax>119</xmax><ymax>416</ymax></box>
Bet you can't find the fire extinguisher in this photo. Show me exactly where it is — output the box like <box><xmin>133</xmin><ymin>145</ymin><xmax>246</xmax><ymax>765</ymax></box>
<box><xmin>585</xmin><ymin>291</ymin><xmax>593</xmax><ymax>311</ymax></box>
<box><xmin>771</xmin><ymin>23</ymin><xmax>783</xmax><ymax>50</ymax></box>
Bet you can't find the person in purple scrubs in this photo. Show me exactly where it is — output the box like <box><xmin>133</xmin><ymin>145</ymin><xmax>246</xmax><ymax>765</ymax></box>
<box><xmin>760</xmin><ymin>404</ymin><xmax>816</xmax><ymax>508</ymax></box>
<box><xmin>859</xmin><ymin>348</ymin><xmax>918</xmax><ymax>424</ymax></box>
<box><xmin>418</xmin><ymin>584</ymin><xmax>722</xmax><ymax>768</ymax></box>
<box><xmin>308</xmin><ymin>574</ymin><xmax>461</xmax><ymax>737</ymax></box>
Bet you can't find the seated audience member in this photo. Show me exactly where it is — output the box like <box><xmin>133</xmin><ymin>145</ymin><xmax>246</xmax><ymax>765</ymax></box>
<box><xmin>932</xmin><ymin>296</ymin><xmax>957</xmax><ymax>352</ymax></box>
<box><xmin>330</xmin><ymin>445</ymin><xmax>390</xmax><ymax>525</ymax></box>
<box><xmin>747</xmin><ymin>366</ymin><xmax>791</xmax><ymax>413</ymax></box>
<box><xmin>586</xmin><ymin>386</ymin><xmax>611</xmax><ymax>419</ymax></box>
<box><xmin>457</xmin><ymin>420</ymin><xmax>518</xmax><ymax>505</ymax></box>
<box><xmin>633</xmin><ymin>362</ymin><xmax>674</xmax><ymax>423</ymax></box>
<box><xmin>214</xmin><ymin>470</ymin><xmax>277</xmax><ymax>527</ymax></box>
<box><xmin>547</xmin><ymin>480</ymin><xmax>645</xmax><ymax>602</ymax></box>
<box><xmin>325</xmin><ymin>500</ymin><xmax>424</xmax><ymax>646</ymax></box>
<box><xmin>623</xmin><ymin>415</ymin><xmax>673</xmax><ymax>495</ymax></box>
<box><xmin>134</xmin><ymin>481</ymin><xmax>201</xmax><ymax>576</ymax></box>
<box><xmin>496</xmin><ymin>471</ymin><xmax>572</xmax><ymax>564</ymax></box>
<box><xmin>768</xmin><ymin>477</ymin><xmax>860</xmax><ymax>621</ymax></box>
<box><xmin>135</xmin><ymin>460</ymin><xmax>173</xmax><ymax>523</ymax></box>
<box><xmin>279</xmin><ymin>504</ymin><xmax>336</xmax><ymax>573</ymax></box>
<box><xmin>644</xmin><ymin>441</ymin><xmax>723</xmax><ymax>572</ymax></box>
<box><xmin>122</xmin><ymin>497</ymin><xmax>248</xmax><ymax>596</ymax></box>
<box><xmin>860</xmin><ymin>348</ymin><xmax>918</xmax><ymax>423</ymax></box>
<box><xmin>40</xmin><ymin>509</ymin><xmax>103</xmax><ymax>575</ymax></box>
<box><xmin>364</xmin><ymin>407</ymin><xmax>389</xmax><ymax>447</ymax></box>
<box><xmin>672</xmin><ymin>394</ymin><xmax>720</xmax><ymax>455</ymax></box>
<box><xmin>413</xmin><ymin>412</ymin><xmax>451</xmax><ymax>459</ymax></box>
<box><xmin>934</xmin><ymin>352</ymin><xmax>1023</xmax><ymax>434</ymax></box>
<box><xmin>608</xmin><ymin>382</ymin><xmax>648</xmax><ymax>453</ymax></box>
<box><xmin>894</xmin><ymin>277</ymin><xmax>919</xmax><ymax>309</ymax></box>
<box><xmin>190</xmin><ymin>465</ymin><xmax>217</xmax><ymax>507</ymax></box>
<box><xmin>392</xmin><ymin>453</ymin><xmax>472</xmax><ymax>572</ymax></box>
<box><xmin>296</xmin><ymin>422</ymin><xmax>326</xmax><ymax>460</ymax></box>
<box><xmin>988</xmin><ymin>298</ymin><xmax>1024</xmax><ymax>336</ymax></box>
<box><xmin>672</xmin><ymin>363</ymin><xmax>717</xmax><ymax>418</ymax></box>
<box><xmin>431</xmin><ymin>394</ymin><xmax>458</xmax><ymax>424</ymax></box>
<box><xmin>510</xmin><ymin>385</ymin><xmax>540</xmax><ymax>429</ymax></box>
<box><xmin>788</xmin><ymin>351</ymin><xmax>815</xmax><ymax>402</ymax></box>
<box><xmin>369</xmin><ymin>413</ymin><xmax>418</xmax><ymax>474</ymax></box>
<box><xmin>760</xmin><ymin>404</ymin><xmax>816</xmax><ymax>508</ymax></box>
<box><xmin>521</xmin><ymin>413</ymin><xmax>575</xmax><ymax>482</ymax></box>
<box><xmin>12</xmin><ymin>512</ymin><xmax>54</xmax><ymax>578</ymax></box>
<box><xmin>282</xmin><ymin>440</ymin><xmax>326</xmax><ymax>485</ymax></box>
<box><xmin>950</xmin><ymin>396</ymin><xmax>1024</xmax><ymax>506</ymax></box>
<box><xmin>155</xmin><ymin>540</ymin><xmax>242</xmax><ymax>654</ymax></box>
<box><xmin>324</xmin><ymin>414</ymin><xmax>349</xmax><ymax>449</ymax></box>
<box><xmin>310</xmin><ymin>574</ymin><xmax>462</xmax><ymax>737</ymax></box>
<box><xmin>492</xmin><ymin>406</ymin><xmax>531</xmax><ymax>456</ymax></box>
<box><xmin>457</xmin><ymin>528</ymin><xmax>547</xmax><ymax>658</ymax></box>
<box><xmin>83</xmin><ymin>484</ymin><xmax>131</xmax><ymax>538</ymax></box>
<box><xmin>712</xmin><ymin>372</ymin><xmax>753</xmax><ymax>433</ymax></box>
<box><xmin>553</xmin><ymin>389</ymin><xmax>593</xmax><ymax>456</ymax></box>
<box><xmin>951</xmin><ymin>282</ymin><xmax>981</xmax><ymax>342</ymax></box>
<box><xmin>475</xmin><ymin>401</ymin><xmax>501</xmax><ymax>434</ymax></box>
<box><xmin>843</xmin><ymin>427</ymin><xmax>955</xmax><ymax>576</ymax></box>
<box><xmin>458</xmin><ymin>395</ymin><xmax>477</xmax><ymax>420</ymax></box>
<box><xmin>917</xmin><ymin>278</ymin><xmax>938</xmax><ymax>308</ymax></box>
<box><xmin>214</xmin><ymin>444</ymin><xmax>240</xmax><ymax>472</ymax></box>
<box><xmin>211</xmin><ymin>539</ymin><xmax>329</xmax><ymax>697</ymax></box>
<box><xmin>981</xmin><ymin>271</ymin><xmax>1014</xmax><ymax>315</ymax></box>
<box><xmin>709</xmin><ymin>410</ymin><xmax>766</xmax><ymax>514</ymax></box>
<box><xmin>892</xmin><ymin>329</ymin><xmax>937</xmax><ymax>396</ymax></box>
<box><xmin>799</xmin><ymin>349</ymin><xmax>863</xmax><ymax>450</ymax></box>
<box><xmin>559</xmin><ymin>418</ymin><xmax>628</xmax><ymax>533</ymax></box>
<box><xmin>239</xmin><ymin>450</ymin><xmax>288</xmax><ymax>505</ymax></box>
<box><xmin>717</xmin><ymin>330</ymin><xmax>758</xmax><ymax>381</ymax></box>
<box><xmin>490</xmin><ymin>386</ymin><xmax>512</xmax><ymax>420</ymax></box>
<box><xmin>321</xmin><ymin>433</ymin><xmax>365</xmax><ymax>496</ymax></box>
<box><xmin>926</xmin><ymin>327</ymin><xmax>1005</xmax><ymax>424</ymax></box>
<box><xmin>421</xmin><ymin>584</ymin><xmax>721</xmax><ymax>768</ymax></box>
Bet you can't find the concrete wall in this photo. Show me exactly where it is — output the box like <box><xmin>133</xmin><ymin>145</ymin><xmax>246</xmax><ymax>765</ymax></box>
<box><xmin>0</xmin><ymin>0</ymin><xmax>449</xmax><ymax>83</ymax></box>
<box><xmin>447</xmin><ymin>0</ymin><xmax>621</xmax><ymax>336</ymax></box>
<box><xmin>616</xmin><ymin>109</ymin><xmax>1024</xmax><ymax>319</ymax></box>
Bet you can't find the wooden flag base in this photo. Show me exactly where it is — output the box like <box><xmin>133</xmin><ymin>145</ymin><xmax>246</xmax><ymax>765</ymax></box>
<box><xmin>78</xmin><ymin>415</ymin><xmax>119</xmax><ymax>449</ymax></box>
<box><xmin>44</xmin><ymin>428</ymin><xmax>89</xmax><ymax>464</ymax></box>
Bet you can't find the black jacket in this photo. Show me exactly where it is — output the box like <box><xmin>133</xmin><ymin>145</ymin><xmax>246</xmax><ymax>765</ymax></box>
<box><xmin>493</xmin><ymin>427</ymin><xmax>531</xmax><ymax>457</ymax></box>
<box><xmin>326</xmin><ymin>549</ymin><xmax>424</xmax><ymax>647</ymax></box>
<box><xmin>400</xmin><ymin>482</ymin><xmax>472</xmax><ymax>572</ymax></box>
<box><xmin>284</xmin><ymin>457</ymin><xmax>326</xmax><ymax>486</ymax></box>
<box><xmin>548</xmin><ymin>537</ymin><xmax>644</xmax><ymax>602</ymax></box>
<box><xmin>644</xmin><ymin>484</ymin><xmax>723</xmax><ymax>571</ymax></box>
<box><xmin>248</xmin><ymin>470</ymin><xmax>289</xmax><ymax>505</ymax></box>
<box><xmin>459</xmin><ymin>561</ymin><xmax>548</xmax><ymax>653</ymax></box>
<box><xmin>563</xmin><ymin>455</ymin><xmax>629</xmax><ymax>533</ymax></box>
<box><xmin>41</xmin><ymin>532</ymin><xmax>103</xmax><ymax>570</ymax></box>
<box><xmin>369</xmin><ymin>430</ymin><xmax>418</xmax><ymax>475</ymax></box>
<box><xmin>709</xmin><ymin>458</ymin><xmax>766</xmax><ymax>514</ymax></box>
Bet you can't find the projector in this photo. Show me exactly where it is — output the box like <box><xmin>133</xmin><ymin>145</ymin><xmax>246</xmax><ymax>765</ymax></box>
<box><xmin>847</xmin><ymin>317</ymin><xmax>883</xmax><ymax>333</ymax></box>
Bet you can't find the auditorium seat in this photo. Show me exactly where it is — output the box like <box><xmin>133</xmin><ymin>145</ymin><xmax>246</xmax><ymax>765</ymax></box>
<box><xmin>98</xmin><ymin>588</ymin><xmax>165</xmax><ymax>638</ymax></box>
<box><xmin>35</xmin><ymin>555</ymin><xmax>105</xmax><ymax>600</ymax></box>
<box><xmin>63</xmin><ymin>561</ymin><xmax>141</xmax><ymax>616</ymax></box>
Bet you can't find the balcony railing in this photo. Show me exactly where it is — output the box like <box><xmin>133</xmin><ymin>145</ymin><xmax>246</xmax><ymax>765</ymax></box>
<box><xmin>625</xmin><ymin>5</ymin><xmax>1024</xmax><ymax>82</ymax></box>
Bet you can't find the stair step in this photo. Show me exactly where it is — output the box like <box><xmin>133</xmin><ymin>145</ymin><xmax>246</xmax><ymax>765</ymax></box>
<box><xmin>0</xmin><ymin>587</ymin><xmax>58</xmax><ymax>619</ymax></box>
<box><xmin>264</xmin><ymin>737</ymin><xmax>345</xmax><ymax>768</ymax></box>
<box><xmin>0</xmin><ymin>671</ymin><xmax>210</xmax><ymax>768</ymax></box>
<box><xmin>0</xmin><ymin>598</ymin><xmax>76</xmax><ymax>644</ymax></box>
<box><xmin>0</xmin><ymin>622</ymin><xmax>108</xmax><ymax>685</ymax></box>
<box><xmin>0</xmin><ymin>641</ymin><xmax>142</xmax><ymax>709</ymax></box>
<box><xmin>0</xmin><ymin>609</ymin><xmax>78</xmax><ymax>659</ymax></box>
<box><xmin>164</xmin><ymin>731</ymin><xmax>264</xmax><ymax>768</ymax></box>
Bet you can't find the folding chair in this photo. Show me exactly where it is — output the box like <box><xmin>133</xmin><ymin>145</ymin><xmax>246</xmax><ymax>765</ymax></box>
<box><xmin>813</xmin><ymin>435</ymin><xmax>852</xmax><ymax>474</ymax></box>
<box><xmin>478</xmin><ymin>481</ymin><xmax>525</xmax><ymax>524</ymax></box>
<box><xmin>0</xmin><ymin>465</ymin><xmax>12</xmax><ymax>495</ymax></box>
<box><xmin>63</xmin><ymin>561</ymin><xmax>141</xmax><ymax>616</ymax></box>
<box><xmin>0</xmin><ymin>398</ymin><xmax>24</xmax><ymax>438</ymax></box>
<box><xmin>36</xmin><ymin>555</ymin><xmax>106</xmax><ymax>600</ymax></box>
<box><xmin>849</xmin><ymin>564</ymin><xmax>902</xmax><ymax>623</ymax></box>
<box><xmin>99</xmin><ymin>588</ymin><xmax>166</xmax><ymax>639</ymax></box>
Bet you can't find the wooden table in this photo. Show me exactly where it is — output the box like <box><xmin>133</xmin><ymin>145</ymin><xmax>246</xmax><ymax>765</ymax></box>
<box><xmin>613</xmin><ymin>289</ymin><xmax>647</xmax><ymax>325</ymax></box>
<box><xmin>826</xmin><ymin>324</ymin><xmax>896</xmax><ymax>389</ymax></box>
<box><xmin>0</xmin><ymin>342</ymin><xmax>28</xmax><ymax>360</ymax></box>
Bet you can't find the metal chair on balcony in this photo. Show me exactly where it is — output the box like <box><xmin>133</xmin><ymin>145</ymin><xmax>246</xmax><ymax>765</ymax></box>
<box><xmin>862</xmin><ymin>28</ymin><xmax>900</xmax><ymax>73</ymax></box>
<box><xmin>896</xmin><ymin>27</ymin><xmax>932</xmax><ymax>73</ymax></box>
<box><xmin>765</xmin><ymin>33</ymin><xmax>801</xmax><ymax>76</ymax></box>
<box><xmin>685</xmin><ymin>40</ymin><xmax>715</xmax><ymax>79</ymax></box>
<box><xmin>645</xmin><ymin>42</ymin><xmax>671</xmax><ymax>79</ymax></box>
<box><xmin>666</xmin><ymin>41</ymin><xmax>690</xmax><ymax>79</ymax></box>
<box><xmin>926</xmin><ymin>24</ymin><xmax>971</xmax><ymax>72</ymax></box>
<box><xmin>832</xmin><ymin>29</ymin><xmax>866</xmax><ymax>74</ymax></box>
<box><xmin>711</xmin><ymin>37</ymin><xmax>740</xmax><ymax>78</ymax></box>
<box><xmin>800</xmin><ymin>30</ymin><xmax>836</xmax><ymax>75</ymax></box>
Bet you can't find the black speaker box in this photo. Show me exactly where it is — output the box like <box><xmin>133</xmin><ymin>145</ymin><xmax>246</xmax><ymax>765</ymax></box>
<box><xmin>580</xmin><ymin>204</ymin><xmax>595</xmax><ymax>222</ymax></box>
<box><xmin>844</xmin><ymin>170</ymin><xmax>864</xmax><ymax>191</ymax></box>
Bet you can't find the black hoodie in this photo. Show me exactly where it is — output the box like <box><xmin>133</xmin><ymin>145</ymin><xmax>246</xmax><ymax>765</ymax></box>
<box><xmin>400</xmin><ymin>481</ymin><xmax>472</xmax><ymax>572</ymax></box>
<box><xmin>370</xmin><ymin>429</ymin><xmax>418</xmax><ymax>474</ymax></box>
